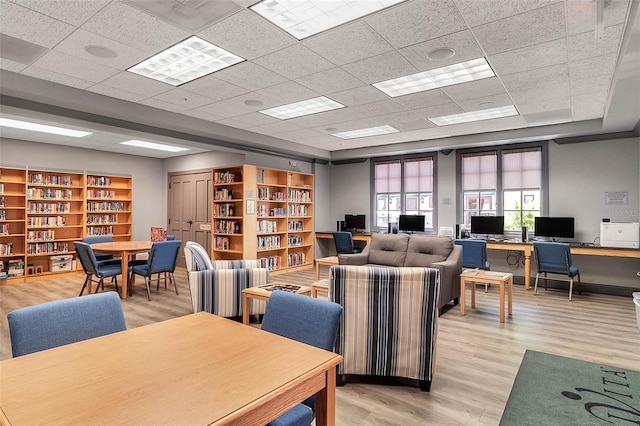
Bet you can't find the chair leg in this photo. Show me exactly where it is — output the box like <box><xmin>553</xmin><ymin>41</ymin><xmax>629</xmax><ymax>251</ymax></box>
<box><xmin>569</xmin><ymin>277</ymin><xmax>574</xmax><ymax>301</ymax></box>
<box><xmin>578</xmin><ymin>273</ymin><xmax>582</xmax><ymax>295</ymax></box>
<box><xmin>145</xmin><ymin>276</ymin><xmax>152</xmax><ymax>301</ymax></box>
<box><xmin>113</xmin><ymin>275</ymin><xmax>119</xmax><ymax>295</ymax></box>
<box><xmin>484</xmin><ymin>282</ymin><xmax>489</xmax><ymax>293</ymax></box>
<box><xmin>170</xmin><ymin>272</ymin><xmax>178</xmax><ymax>295</ymax></box>
<box><xmin>95</xmin><ymin>278</ymin><xmax>104</xmax><ymax>294</ymax></box>
<box><xmin>534</xmin><ymin>273</ymin><xmax>539</xmax><ymax>295</ymax></box>
<box><xmin>79</xmin><ymin>275</ymin><xmax>91</xmax><ymax>296</ymax></box>
<box><xmin>544</xmin><ymin>272</ymin><xmax>548</xmax><ymax>290</ymax></box>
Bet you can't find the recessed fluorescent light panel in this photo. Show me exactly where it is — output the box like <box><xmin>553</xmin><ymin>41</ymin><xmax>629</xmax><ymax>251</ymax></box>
<box><xmin>120</xmin><ymin>140</ymin><xmax>189</xmax><ymax>152</ymax></box>
<box><xmin>0</xmin><ymin>117</ymin><xmax>92</xmax><ymax>137</ymax></box>
<box><xmin>373</xmin><ymin>58</ymin><xmax>495</xmax><ymax>97</ymax></box>
<box><xmin>332</xmin><ymin>125</ymin><xmax>399</xmax><ymax>139</ymax></box>
<box><xmin>428</xmin><ymin>105</ymin><xmax>519</xmax><ymax>126</ymax></box>
<box><xmin>259</xmin><ymin>96</ymin><xmax>345</xmax><ymax>119</ymax></box>
<box><xmin>251</xmin><ymin>0</ymin><xmax>405</xmax><ymax>40</ymax></box>
<box><xmin>127</xmin><ymin>36</ymin><xmax>244</xmax><ymax>86</ymax></box>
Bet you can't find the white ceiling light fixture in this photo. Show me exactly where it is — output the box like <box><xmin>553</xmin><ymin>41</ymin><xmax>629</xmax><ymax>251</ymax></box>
<box><xmin>251</xmin><ymin>0</ymin><xmax>406</xmax><ymax>40</ymax></box>
<box><xmin>127</xmin><ymin>36</ymin><xmax>244</xmax><ymax>86</ymax></box>
<box><xmin>259</xmin><ymin>96</ymin><xmax>345</xmax><ymax>120</ymax></box>
<box><xmin>428</xmin><ymin>105</ymin><xmax>519</xmax><ymax>126</ymax></box>
<box><xmin>120</xmin><ymin>140</ymin><xmax>190</xmax><ymax>152</ymax></box>
<box><xmin>373</xmin><ymin>57</ymin><xmax>495</xmax><ymax>97</ymax></box>
<box><xmin>332</xmin><ymin>125</ymin><xmax>399</xmax><ymax>139</ymax></box>
<box><xmin>0</xmin><ymin>117</ymin><xmax>92</xmax><ymax>137</ymax></box>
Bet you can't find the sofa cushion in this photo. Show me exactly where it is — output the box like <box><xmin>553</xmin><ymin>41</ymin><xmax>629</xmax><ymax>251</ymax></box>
<box><xmin>367</xmin><ymin>233</ymin><xmax>410</xmax><ymax>267</ymax></box>
<box><xmin>404</xmin><ymin>236</ymin><xmax>453</xmax><ymax>267</ymax></box>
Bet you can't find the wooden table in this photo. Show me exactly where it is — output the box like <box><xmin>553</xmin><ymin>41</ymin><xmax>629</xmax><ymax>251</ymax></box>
<box><xmin>0</xmin><ymin>312</ymin><xmax>342</xmax><ymax>426</ymax></box>
<box><xmin>242</xmin><ymin>284</ymin><xmax>312</xmax><ymax>325</ymax></box>
<box><xmin>315</xmin><ymin>256</ymin><xmax>339</xmax><ymax>280</ymax></box>
<box><xmin>91</xmin><ymin>240</ymin><xmax>152</xmax><ymax>299</ymax></box>
<box><xmin>460</xmin><ymin>270</ymin><xmax>513</xmax><ymax>323</ymax></box>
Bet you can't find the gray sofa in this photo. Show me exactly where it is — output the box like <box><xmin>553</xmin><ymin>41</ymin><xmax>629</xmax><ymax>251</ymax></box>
<box><xmin>338</xmin><ymin>233</ymin><xmax>462</xmax><ymax>311</ymax></box>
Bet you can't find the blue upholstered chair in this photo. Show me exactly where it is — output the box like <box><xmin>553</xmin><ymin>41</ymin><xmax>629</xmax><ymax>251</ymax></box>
<box><xmin>83</xmin><ymin>235</ymin><xmax>115</xmax><ymax>263</ymax></box>
<box><xmin>454</xmin><ymin>239</ymin><xmax>491</xmax><ymax>292</ymax></box>
<box><xmin>333</xmin><ymin>231</ymin><xmax>362</xmax><ymax>254</ymax></box>
<box><xmin>533</xmin><ymin>241</ymin><xmax>581</xmax><ymax>300</ymax></box>
<box><xmin>129</xmin><ymin>240</ymin><xmax>182</xmax><ymax>300</ymax></box>
<box><xmin>261</xmin><ymin>291</ymin><xmax>343</xmax><ymax>426</ymax></box>
<box><xmin>74</xmin><ymin>241</ymin><xmax>122</xmax><ymax>296</ymax></box>
<box><xmin>7</xmin><ymin>292</ymin><xmax>126</xmax><ymax>357</ymax></box>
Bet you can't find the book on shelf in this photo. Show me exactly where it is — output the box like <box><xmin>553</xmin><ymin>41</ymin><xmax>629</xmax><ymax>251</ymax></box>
<box><xmin>259</xmin><ymin>283</ymin><xmax>301</xmax><ymax>292</ymax></box>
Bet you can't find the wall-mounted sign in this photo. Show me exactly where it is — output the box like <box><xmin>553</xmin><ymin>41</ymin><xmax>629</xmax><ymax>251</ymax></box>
<box><xmin>605</xmin><ymin>191</ymin><xmax>628</xmax><ymax>205</ymax></box>
<box><xmin>200</xmin><ymin>224</ymin><xmax>211</xmax><ymax>230</ymax></box>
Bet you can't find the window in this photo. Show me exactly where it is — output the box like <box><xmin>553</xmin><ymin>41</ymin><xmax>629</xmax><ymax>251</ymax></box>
<box><xmin>374</xmin><ymin>156</ymin><xmax>435</xmax><ymax>231</ymax></box>
<box><xmin>459</xmin><ymin>144</ymin><xmax>545</xmax><ymax>233</ymax></box>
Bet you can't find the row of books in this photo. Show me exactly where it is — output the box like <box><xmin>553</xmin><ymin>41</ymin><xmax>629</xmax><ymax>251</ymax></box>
<box><xmin>214</xmin><ymin>170</ymin><xmax>241</xmax><ymax>184</ymax></box>
<box><xmin>27</xmin><ymin>230</ymin><xmax>56</xmax><ymax>241</ymax></box>
<box><xmin>288</xmin><ymin>235</ymin><xmax>303</xmax><ymax>247</ymax></box>
<box><xmin>288</xmin><ymin>189</ymin><xmax>311</xmax><ymax>203</ymax></box>
<box><xmin>258</xmin><ymin>256</ymin><xmax>282</xmax><ymax>271</ymax></box>
<box><xmin>288</xmin><ymin>220</ymin><xmax>304</xmax><ymax>231</ymax></box>
<box><xmin>1</xmin><ymin>259</ymin><xmax>24</xmax><ymax>278</ymax></box>
<box><xmin>0</xmin><ymin>183</ymin><xmax>3</xmax><ymax>194</ymax></box>
<box><xmin>213</xmin><ymin>203</ymin><xmax>236</xmax><ymax>217</ymax></box>
<box><xmin>257</xmin><ymin>205</ymin><xmax>286</xmax><ymax>217</ymax></box>
<box><xmin>257</xmin><ymin>235</ymin><xmax>281</xmax><ymax>250</ymax></box>
<box><xmin>257</xmin><ymin>188</ymin><xmax>286</xmax><ymax>201</ymax></box>
<box><xmin>87</xmin><ymin>201</ymin><xmax>125</xmax><ymax>212</ymax></box>
<box><xmin>87</xmin><ymin>226</ymin><xmax>114</xmax><ymax>235</ymax></box>
<box><xmin>214</xmin><ymin>236</ymin><xmax>231</xmax><ymax>250</ymax></box>
<box><xmin>0</xmin><ymin>210</ymin><xmax>5</xmax><ymax>220</ymax></box>
<box><xmin>288</xmin><ymin>205</ymin><xmax>309</xmax><ymax>217</ymax></box>
<box><xmin>27</xmin><ymin>242</ymin><xmax>69</xmax><ymax>255</ymax></box>
<box><xmin>215</xmin><ymin>220</ymin><xmax>240</xmax><ymax>234</ymax></box>
<box><xmin>28</xmin><ymin>216</ymin><xmax>66</xmax><ymax>227</ymax></box>
<box><xmin>288</xmin><ymin>252</ymin><xmax>307</xmax><ymax>267</ymax></box>
<box><xmin>87</xmin><ymin>189</ymin><xmax>116</xmax><ymax>199</ymax></box>
<box><xmin>86</xmin><ymin>176</ymin><xmax>111</xmax><ymax>187</ymax></box>
<box><xmin>257</xmin><ymin>220</ymin><xmax>278</xmax><ymax>233</ymax></box>
<box><xmin>87</xmin><ymin>214</ymin><xmax>118</xmax><ymax>224</ymax></box>
<box><xmin>28</xmin><ymin>174</ymin><xmax>73</xmax><ymax>186</ymax></box>
<box><xmin>27</xmin><ymin>188</ymin><xmax>73</xmax><ymax>200</ymax></box>
<box><xmin>0</xmin><ymin>223</ymin><xmax>8</xmax><ymax>235</ymax></box>
<box><xmin>28</xmin><ymin>202</ymin><xmax>71</xmax><ymax>213</ymax></box>
<box><xmin>213</xmin><ymin>188</ymin><xmax>236</xmax><ymax>201</ymax></box>
<box><xmin>0</xmin><ymin>243</ymin><xmax>13</xmax><ymax>255</ymax></box>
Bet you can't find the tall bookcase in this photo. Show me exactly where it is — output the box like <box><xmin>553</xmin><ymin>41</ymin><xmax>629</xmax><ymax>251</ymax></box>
<box><xmin>0</xmin><ymin>168</ymin><xmax>27</xmax><ymax>282</ymax></box>
<box><xmin>86</xmin><ymin>174</ymin><xmax>132</xmax><ymax>241</ymax></box>
<box><xmin>211</xmin><ymin>164</ymin><xmax>314</xmax><ymax>273</ymax></box>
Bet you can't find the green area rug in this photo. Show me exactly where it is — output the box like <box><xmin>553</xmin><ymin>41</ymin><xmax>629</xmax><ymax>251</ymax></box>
<box><xmin>500</xmin><ymin>350</ymin><xmax>640</xmax><ymax>425</ymax></box>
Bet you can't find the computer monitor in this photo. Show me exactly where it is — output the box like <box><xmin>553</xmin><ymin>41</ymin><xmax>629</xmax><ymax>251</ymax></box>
<box><xmin>398</xmin><ymin>214</ymin><xmax>425</xmax><ymax>233</ymax></box>
<box><xmin>534</xmin><ymin>217</ymin><xmax>575</xmax><ymax>239</ymax></box>
<box><xmin>470</xmin><ymin>216</ymin><xmax>504</xmax><ymax>236</ymax></box>
<box><xmin>344</xmin><ymin>214</ymin><xmax>366</xmax><ymax>232</ymax></box>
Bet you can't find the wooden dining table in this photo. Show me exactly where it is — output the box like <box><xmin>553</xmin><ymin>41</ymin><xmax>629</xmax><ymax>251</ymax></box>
<box><xmin>0</xmin><ymin>312</ymin><xmax>343</xmax><ymax>425</ymax></box>
<box><xmin>91</xmin><ymin>240</ymin><xmax>152</xmax><ymax>299</ymax></box>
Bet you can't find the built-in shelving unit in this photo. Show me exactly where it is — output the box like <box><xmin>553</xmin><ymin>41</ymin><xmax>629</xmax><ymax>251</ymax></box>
<box><xmin>86</xmin><ymin>174</ymin><xmax>132</xmax><ymax>241</ymax></box>
<box><xmin>0</xmin><ymin>167</ymin><xmax>27</xmax><ymax>283</ymax></box>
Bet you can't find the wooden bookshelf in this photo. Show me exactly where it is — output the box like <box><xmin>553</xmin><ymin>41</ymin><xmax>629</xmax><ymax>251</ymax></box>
<box><xmin>86</xmin><ymin>174</ymin><xmax>132</xmax><ymax>241</ymax></box>
<box><xmin>0</xmin><ymin>167</ymin><xmax>27</xmax><ymax>283</ymax></box>
<box><xmin>286</xmin><ymin>171</ymin><xmax>314</xmax><ymax>272</ymax></box>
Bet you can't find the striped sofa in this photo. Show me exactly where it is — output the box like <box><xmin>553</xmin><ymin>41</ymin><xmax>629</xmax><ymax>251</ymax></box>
<box><xmin>184</xmin><ymin>242</ymin><xmax>268</xmax><ymax>317</ymax></box>
<box><xmin>330</xmin><ymin>265</ymin><xmax>440</xmax><ymax>391</ymax></box>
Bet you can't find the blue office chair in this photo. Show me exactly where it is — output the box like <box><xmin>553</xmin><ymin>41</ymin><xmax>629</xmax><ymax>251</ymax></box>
<box><xmin>7</xmin><ymin>292</ymin><xmax>126</xmax><ymax>357</ymax></box>
<box><xmin>454</xmin><ymin>239</ymin><xmax>491</xmax><ymax>292</ymax></box>
<box><xmin>74</xmin><ymin>241</ymin><xmax>123</xmax><ymax>296</ymax></box>
<box><xmin>83</xmin><ymin>235</ymin><xmax>116</xmax><ymax>264</ymax></box>
<box><xmin>262</xmin><ymin>291</ymin><xmax>343</xmax><ymax>426</ymax></box>
<box><xmin>129</xmin><ymin>240</ymin><xmax>182</xmax><ymax>301</ymax></box>
<box><xmin>333</xmin><ymin>231</ymin><xmax>362</xmax><ymax>254</ymax></box>
<box><xmin>533</xmin><ymin>241</ymin><xmax>581</xmax><ymax>300</ymax></box>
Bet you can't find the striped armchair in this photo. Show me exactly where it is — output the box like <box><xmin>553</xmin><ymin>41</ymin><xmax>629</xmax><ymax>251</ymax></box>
<box><xmin>330</xmin><ymin>265</ymin><xmax>440</xmax><ymax>391</ymax></box>
<box><xmin>184</xmin><ymin>242</ymin><xmax>268</xmax><ymax>317</ymax></box>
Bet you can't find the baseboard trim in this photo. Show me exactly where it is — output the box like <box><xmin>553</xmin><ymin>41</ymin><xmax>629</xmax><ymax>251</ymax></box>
<box><xmin>511</xmin><ymin>276</ymin><xmax>639</xmax><ymax>297</ymax></box>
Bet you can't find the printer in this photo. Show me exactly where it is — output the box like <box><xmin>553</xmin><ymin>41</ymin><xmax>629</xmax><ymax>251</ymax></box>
<box><xmin>600</xmin><ymin>222</ymin><xmax>639</xmax><ymax>248</ymax></box>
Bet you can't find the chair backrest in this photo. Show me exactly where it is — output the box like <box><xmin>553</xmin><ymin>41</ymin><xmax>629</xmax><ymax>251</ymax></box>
<box><xmin>8</xmin><ymin>292</ymin><xmax>127</xmax><ymax>357</ymax></box>
<box><xmin>148</xmin><ymin>240</ymin><xmax>182</xmax><ymax>274</ymax></box>
<box><xmin>333</xmin><ymin>231</ymin><xmax>356</xmax><ymax>254</ymax></box>
<box><xmin>74</xmin><ymin>241</ymin><xmax>100</xmax><ymax>275</ymax></box>
<box><xmin>261</xmin><ymin>291</ymin><xmax>343</xmax><ymax>351</ymax></box>
<box><xmin>454</xmin><ymin>239</ymin><xmax>489</xmax><ymax>269</ymax></box>
<box><xmin>184</xmin><ymin>241</ymin><xmax>213</xmax><ymax>272</ymax></box>
<box><xmin>533</xmin><ymin>241</ymin><xmax>572</xmax><ymax>274</ymax></box>
<box><xmin>166</xmin><ymin>234</ymin><xmax>176</xmax><ymax>240</ymax></box>
<box><xmin>82</xmin><ymin>235</ymin><xmax>113</xmax><ymax>245</ymax></box>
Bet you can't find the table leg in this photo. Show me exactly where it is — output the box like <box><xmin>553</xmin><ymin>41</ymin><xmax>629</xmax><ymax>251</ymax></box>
<box><xmin>242</xmin><ymin>294</ymin><xmax>250</xmax><ymax>325</ymax></box>
<box><xmin>120</xmin><ymin>251</ymin><xmax>129</xmax><ymax>299</ymax></box>
<box><xmin>315</xmin><ymin>365</ymin><xmax>337</xmax><ymax>426</ymax></box>
<box><xmin>524</xmin><ymin>249</ymin><xmax>531</xmax><ymax>290</ymax></box>
<box><xmin>499</xmin><ymin>281</ymin><xmax>505</xmax><ymax>323</ymax></box>
<box><xmin>471</xmin><ymin>280</ymin><xmax>476</xmax><ymax>310</ymax></box>
<box><xmin>460</xmin><ymin>278</ymin><xmax>466</xmax><ymax>316</ymax></box>
<box><xmin>316</xmin><ymin>263</ymin><xmax>320</xmax><ymax>281</ymax></box>
<box><xmin>508</xmin><ymin>277</ymin><xmax>513</xmax><ymax>315</ymax></box>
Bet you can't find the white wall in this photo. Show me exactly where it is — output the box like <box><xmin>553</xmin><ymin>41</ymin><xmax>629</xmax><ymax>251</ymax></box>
<box><xmin>437</xmin><ymin>151</ymin><xmax>458</xmax><ymax>230</ymax></box>
<box><xmin>327</xmin><ymin>160</ymin><xmax>371</xmax><ymax>229</ymax></box>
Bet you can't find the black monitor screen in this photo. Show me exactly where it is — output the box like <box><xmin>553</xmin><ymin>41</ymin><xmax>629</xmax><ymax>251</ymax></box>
<box><xmin>398</xmin><ymin>215</ymin><xmax>425</xmax><ymax>233</ymax></box>
<box><xmin>344</xmin><ymin>214</ymin><xmax>366</xmax><ymax>231</ymax></box>
<box><xmin>534</xmin><ymin>217</ymin><xmax>575</xmax><ymax>239</ymax></box>
<box><xmin>470</xmin><ymin>216</ymin><xmax>504</xmax><ymax>235</ymax></box>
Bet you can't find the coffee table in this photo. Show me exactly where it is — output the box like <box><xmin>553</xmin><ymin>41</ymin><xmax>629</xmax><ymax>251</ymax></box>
<box><xmin>242</xmin><ymin>283</ymin><xmax>312</xmax><ymax>324</ymax></box>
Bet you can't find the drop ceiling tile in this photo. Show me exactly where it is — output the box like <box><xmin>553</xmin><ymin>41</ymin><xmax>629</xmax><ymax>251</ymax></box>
<box><xmin>29</xmin><ymin>50</ymin><xmax>120</xmax><ymax>83</ymax></box>
<box><xmin>150</xmin><ymin>88</ymin><xmax>214</xmax><ymax>109</ymax></box>
<box><xmin>302</xmin><ymin>20</ymin><xmax>394</xmax><ymax>66</ymax></box>
<box><xmin>457</xmin><ymin>93</ymin><xmax>514</xmax><ymax>112</ymax></box>
<box><xmin>567</xmin><ymin>24</ymin><xmax>624</xmax><ymax>62</ymax></box>
<box><xmin>415</xmin><ymin>102</ymin><xmax>464</xmax><ymax>118</ymax></box>
<box><xmin>319</xmin><ymin>117</ymin><xmax>382</xmax><ymax>133</ymax></box>
<box><xmin>250</xmin><ymin>121</ymin><xmax>304</xmax><ymax>135</ymax></box>
<box><xmin>16</xmin><ymin>65</ymin><xmax>95</xmax><ymax>88</ymax></box>
<box><xmin>0</xmin><ymin>1</ymin><xmax>75</xmax><ymax>48</ymax></box>
<box><xmin>516</xmin><ymin>96</ymin><xmax>570</xmax><ymax>115</ymax></box>
<box><xmin>273</xmin><ymin>128</ymin><xmax>327</xmax><ymax>142</ymax></box>
<box><xmin>455</xmin><ymin>0</ymin><xmax>559</xmax><ymax>28</ymax></box>
<box><xmin>295</xmin><ymin>67</ymin><xmax>364</xmax><ymax>94</ymax></box>
<box><xmin>100</xmin><ymin>72</ymin><xmax>172</xmax><ymax>98</ymax></box>
<box><xmin>364</xmin><ymin>0</ymin><xmax>466</xmax><ymax>49</ymax></box>
<box><xmin>0</xmin><ymin>58</ymin><xmax>28</xmax><ymax>72</ymax></box>
<box><xmin>10</xmin><ymin>0</ymin><xmax>111</xmax><ymax>26</ymax></box>
<box><xmin>181</xmin><ymin>109</ymin><xmax>225</xmax><ymax>121</ymax></box>
<box><xmin>180</xmin><ymin>74</ymin><xmax>249</xmax><ymax>102</ymax></box>
<box><xmin>488</xmin><ymin>38</ymin><xmax>566</xmax><ymax>76</ymax></box>
<box><xmin>219</xmin><ymin>92</ymin><xmax>282</xmax><ymax>113</ymax></box>
<box><xmin>393</xmin><ymin>89</ymin><xmax>453</xmax><ymax>110</ymax></box>
<box><xmin>352</xmin><ymin>99</ymin><xmax>407</xmax><ymax>117</ymax></box>
<box><xmin>571</xmin><ymin>75</ymin><xmax>612</xmax><ymax>96</ymax></box>
<box><xmin>213</xmin><ymin>61</ymin><xmax>288</xmax><ymax>92</ymax></box>
<box><xmin>399</xmin><ymin>30</ymin><xmax>484</xmax><ymax>71</ymax></box>
<box><xmin>253</xmin><ymin>44</ymin><xmax>335</xmax><ymax>80</ymax></box>
<box><xmin>82</xmin><ymin>2</ymin><xmax>190</xmax><ymax>53</ymax></box>
<box><xmin>441</xmin><ymin>77</ymin><xmax>507</xmax><ymax>102</ymax></box>
<box><xmin>197</xmin><ymin>9</ymin><xmax>295</xmax><ymax>60</ymax></box>
<box><xmin>87</xmin><ymin>84</ymin><xmax>147</xmax><ymax>102</ymax></box>
<box><xmin>501</xmin><ymin>64</ymin><xmax>569</xmax><ymax>92</ymax></box>
<box><xmin>569</xmin><ymin>54</ymin><xmax>618</xmax><ymax>81</ymax></box>
<box><xmin>139</xmin><ymin>97</ymin><xmax>190</xmax><ymax>113</ymax></box>
<box><xmin>509</xmin><ymin>82</ymin><xmax>570</xmax><ymax>104</ymax></box>
<box><xmin>53</xmin><ymin>29</ymin><xmax>149</xmax><ymax>69</ymax></box>
<box><xmin>566</xmin><ymin>0</ymin><xmax>630</xmax><ymax>36</ymax></box>
<box><xmin>313</xmin><ymin>107</ymin><xmax>368</xmax><ymax>124</ymax></box>
<box><xmin>328</xmin><ymin>85</ymin><xmax>389</xmax><ymax>107</ymax></box>
<box><xmin>341</xmin><ymin>51</ymin><xmax>418</xmax><ymax>84</ymax></box>
<box><xmin>572</xmin><ymin>91</ymin><xmax>608</xmax><ymax>120</ymax></box>
<box><xmin>194</xmin><ymin>101</ymin><xmax>250</xmax><ymax>119</ymax></box>
<box><xmin>284</xmin><ymin>114</ymin><xmax>331</xmax><ymax>129</ymax></box>
<box><xmin>253</xmin><ymin>81</ymin><xmax>319</xmax><ymax>104</ymax></box>
<box><xmin>392</xmin><ymin>118</ymin><xmax>435</xmax><ymax>132</ymax></box>
<box><xmin>218</xmin><ymin>112</ymin><xmax>279</xmax><ymax>128</ymax></box>
<box><xmin>374</xmin><ymin>109</ymin><xmax>425</xmax><ymax>124</ymax></box>
<box><xmin>472</xmin><ymin>2</ymin><xmax>566</xmax><ymax>54</ymax></box>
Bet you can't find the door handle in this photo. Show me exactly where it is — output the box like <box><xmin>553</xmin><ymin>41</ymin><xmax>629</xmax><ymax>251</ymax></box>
<box><xmin>187</xmin><ymin>220</ymin><xmax>193</xmax><ymax>225</ymax></box>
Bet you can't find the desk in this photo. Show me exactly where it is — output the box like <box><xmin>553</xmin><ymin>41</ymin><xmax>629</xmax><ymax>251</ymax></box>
<box><xmin>460</xmin><ymin>270</ymin><xmax>513</xmax><ymax>323</ymax></box>
<box><xmin>91</xmin><ymin>240</ymin><xmax>152</xmax><ymax>299</ymax></box>
<box><xmin>0</xmin><ymin>312</ymin><xmax>342</xmax><ymax>426</ymax></box>
<box><xmin>316</xmin><ymin>232</ymin><xmax>372</xmax><ymax>243</ymax></box>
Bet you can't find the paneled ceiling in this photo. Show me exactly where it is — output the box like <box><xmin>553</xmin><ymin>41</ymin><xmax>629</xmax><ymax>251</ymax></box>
<box><xmin>1</xmin><ymin>0</ymin><xmax>639</xmax><ymax>160</ymax></box>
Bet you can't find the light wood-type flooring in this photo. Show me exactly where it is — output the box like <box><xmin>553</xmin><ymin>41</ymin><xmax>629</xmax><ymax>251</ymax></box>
<box><xmin>1</xmin><ymin>266</ymin><xmax>639</xmax><ymax>425</ymax></box>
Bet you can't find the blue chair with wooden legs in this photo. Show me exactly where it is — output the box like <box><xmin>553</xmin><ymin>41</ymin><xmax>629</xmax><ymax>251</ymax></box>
<box><xmin>129</xmin><ymin>240</ymin><xmax>182</xmax><ymax>301</ymax></box>
<box><xmin>261</xmin><ymin>291</ymin><xmax>343</xmax><ymax>426</ymax></box>
<box><xmin>454</xmin><ymin>239</ymin><xmax>491</xmax><ymax>292</ymax></box>
<box><xmin>533</xmin><ymin>241</ymin><xmax>581</xmax><ymax>301</ymax></box>
<box><xmin>8</xmin><ymin>292</ymin><xmax>126</xmax><ymax>357</ymax></box>
<box><xmin>74</xmin><ymin>241</ymin><xmax>122</xmax><ymax>296</ymax></box>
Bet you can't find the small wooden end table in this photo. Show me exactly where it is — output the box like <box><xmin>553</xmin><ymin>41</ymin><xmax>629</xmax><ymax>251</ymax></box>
<box><xmin>315</xmin><ymin>256</ymin><xmax>339</xmax><ymax>280</ymax></box>
<box><xmin>311</xmin><ymin>279</ymin><xmax>330</xmax><ymax>298</ymax></box>
<box><xmin>242</xmin><ymin>284</ymin><xmax>312</xmax><ymax>324</ymax></box>
<box><xmin>460</xmin><ymin>270</ymin><xmax>513</xmax><ymax>323</ymax></box>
